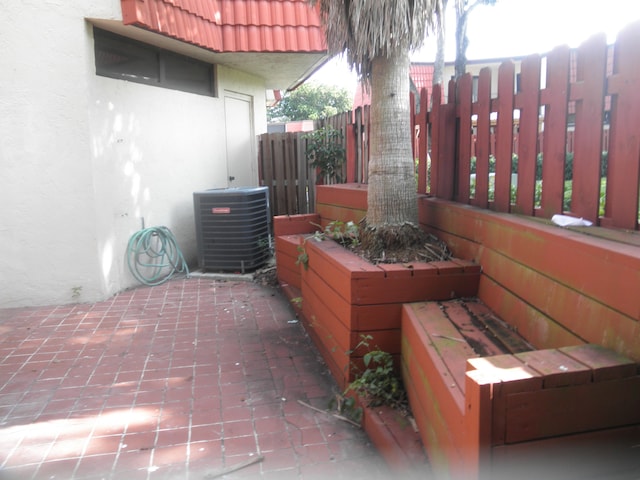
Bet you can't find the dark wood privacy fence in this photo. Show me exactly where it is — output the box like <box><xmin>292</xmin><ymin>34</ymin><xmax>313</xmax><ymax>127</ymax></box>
<box><xmin>259</xmin><ymin>20</ymin><xmax>640</xmax><ymax>230</ymax></box>
<box><xmin>258</xmin><ymin>132</ymin><xmax>311</xmax><ymax>217</ymax></box>
<box><xmin>257</xmin><ymin>112</ymin><xmax>355</xmax><ymax>216</ymax></box>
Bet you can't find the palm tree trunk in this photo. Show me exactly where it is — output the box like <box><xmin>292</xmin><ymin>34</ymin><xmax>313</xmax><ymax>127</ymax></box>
<box><xmin>433</xmin><ymin>0</ymin><xmax>447</xmax><ymax>86</ymax></box>
<box><xmin>366</xmin><ymin>50</ymin><xmax>418</xmax><ymax>227</ymax></box>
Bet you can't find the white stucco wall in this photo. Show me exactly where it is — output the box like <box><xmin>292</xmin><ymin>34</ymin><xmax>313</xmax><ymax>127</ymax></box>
<box><xmin>0</xmin><ymin>1</ymin><xmax>268</xmax><ymax>308</ymax></box>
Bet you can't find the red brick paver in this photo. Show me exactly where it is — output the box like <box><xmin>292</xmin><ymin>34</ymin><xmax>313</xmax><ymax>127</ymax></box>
<box><xmin>0</xmin><ymin>278</ymin><xmax>388</xmax><ymax>479</ymax></box>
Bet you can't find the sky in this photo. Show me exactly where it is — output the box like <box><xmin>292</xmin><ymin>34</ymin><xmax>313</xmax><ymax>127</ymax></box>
<box><xmin>309</xmin><ymin>0</ymin><xmax>640</xmax><ymax>94</ymax></box>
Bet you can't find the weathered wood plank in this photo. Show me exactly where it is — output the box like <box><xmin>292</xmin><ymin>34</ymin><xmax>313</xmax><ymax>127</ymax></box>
<box><xmin>513</xmin><ymin>54</ymin><xmax>541</xmax><ymax>215</ymax></box>
<box><xmin>417</xmin><ymin>87</ymin><xmax>429</xmax><ymax>194</ymax></box>
<box><xmin>504</xmin><ymin>376</ymin><xmax>640</xmax><ymax>443</ymax></box>
<box><xmin>411</xmin><ymin>302</ymin><xmax>479</xmax><ymax>394</ymax></box>
<box><xmin>272</xmin><ymin>133</ymin><xmax>288</xmax><ymax>215</ymax></box>
<box><xmin>559</xmin><ymin>344</ymin><xmax>638</xmax><ymax>382</ymax></box>
<box><xmin>430</xmin><ymin>84</ymin><xmax>442</xmax><ymax>198</ymax></box>
<box><xmin>473</xmin><ymin>68</ymin><xmax>492</xmax><ymax>208</ymax></box>
<box><xmin>539</xmin><ymin>45</ymin><xmax>570</xmax><ymax>218</ymax></box>
<box><xmin>464</xmin><ymin>369</ymin><xmax>494</xmax><ymax>478</ymax></box>
<box><xmin>403</xmin><ymin>303</ymin><xmax>468</xmax><ymax>413</ymax></box>
<box><xmin>284</xmin><ymin>133</ymin><xmax>298</xmax><ymax>214</ymax></box>
<box><xmin>402</xmin><ymin>359</ymin><xmax>467</xmax><ymax>477</ymax></box>
<box><xmin>604</xmin><ymin>21</ymin><xmax>640</xmax><ymax>230</ymax></box>
<box><xmin>295</xmin><ymin>132</ymin><xmax>309</xmax><ymax>214</ymax></box>
<box><xmin>515</xmin><ymin>348</ymin><xmax>592</xmax><ymax>387</ymax></box>
<box><xmin>569</xmin><ymin>33</ymin><xmax>607</xmax><ymax>223</ymax></box>
<box><xmin>353</xmin><ymin>269</ymin><xmax>480</xmax><ymax>305</ymax></box>
<box><xmin>259</xmin><ymin>134</ymin><xmax>276</xmax><ymax>213</ymax></box>
<box><xmin>436</xmin><ymin>84</ymin><xmax>457</xmax><ymax>200</ymax></box>
<box><xmin>467</xmin><ymin>354</ymin><xmax>543</xmax><ymax>446</ymax></box>
<box><xmin>463</xmin><ymin>299</ymin><xmax>534</xmax><ymax>354</ymax></box>
<box><xmin>457</xmin><ymin>74</ymin><xmax>473</xmax><ymax>204</ymax></box>
<box><xmin>493</xmin><ymin>61</ymin><xmax>515</xmax><ymax>212</ymax></box>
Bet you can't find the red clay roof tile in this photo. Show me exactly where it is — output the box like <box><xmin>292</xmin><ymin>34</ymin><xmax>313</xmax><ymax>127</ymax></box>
<box><xmin>121</xmin><ymin>0</ymin><xmax>326</xmax><ymax>53</ymax></box>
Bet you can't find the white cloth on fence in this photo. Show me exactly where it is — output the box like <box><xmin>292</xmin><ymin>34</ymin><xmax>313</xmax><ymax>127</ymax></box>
<box><xmin>551</xmin><ymin>214</ymin><xmax>593</xmax><ymax>227</ymax></box>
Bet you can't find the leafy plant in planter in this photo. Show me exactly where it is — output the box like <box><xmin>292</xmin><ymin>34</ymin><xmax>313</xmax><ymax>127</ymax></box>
<box><xmin>328</xmin><ymin>334</ymin><xmax>409</xmax><ymax>424</ymax></box>
<box><xmin>296</xmin><ymin>220</ymin><xmax>360</xmax><ymax>270</ymax></box>
<box><xmin>304</xmin><ymin>126</ymin><xmax>346</xmax><ymax>184</ymax></box>
<box><xmin>345</xmin><ymin>335</ymin><xmax>408</xmax><ymax>411</ymax></box>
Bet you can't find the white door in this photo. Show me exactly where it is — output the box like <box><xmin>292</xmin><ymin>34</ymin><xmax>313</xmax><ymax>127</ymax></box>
<box><xmin>224</xmin><ymin>91</ymin><xmax>256</xmax><ymax>187</ymax></box>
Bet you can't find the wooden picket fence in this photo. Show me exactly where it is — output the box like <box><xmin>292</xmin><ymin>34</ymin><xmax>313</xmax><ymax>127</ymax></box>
<box><xmin>259</xmin><ymin>21</ymin><xmax>640</xmax><ymax>230</ymax></box>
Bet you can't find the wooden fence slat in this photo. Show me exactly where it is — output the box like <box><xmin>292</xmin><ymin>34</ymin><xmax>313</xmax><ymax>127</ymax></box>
<box><xmin>441</xmin><ymin>81</ymin><xmax>458</xmax><ymax>200</ymax></box>
<box><xmin>604</xmin><ymin>21</ymin><xmax>640</xmax><ymax>230</ymax></box>
<box><xmin>296</xmin><ymin>133</ymin><xmax>309</xmax><ymax>214</ymax></box>
<box><xmin>539</xmin><ymin>45</ymin><xmax>571</xmax><ymax>218</ymax></box>
<box><xmin>434</xmin><ymin>81</ymin><xmax>457</xmax><ymax>200</ymax></box>
<box><xmin>513</xmin><ymin>54</ymin><xmax>542</xmax><ymax>215</ymax></box>
<box><xmin>473</xmin><ymin>68</ymin><xmax>492</xmax><ymax>208</ymax></box>
<box><xmin>340</xmin><ymin>111</ymin><xmax>349</xmax><ymax>183</ymax></box>
<box><xmin>287</xmin><ymin>133</ymin><xmax>300</xmax><ymax>213</ymax></box>
<box><xmin>569</xmin><ymin>33</ymin><xmax>607</xmax><ymax>223</ymax></box>
<box><xmin>417</xmin><ymin>87</ymin><xmax>429</xmax><ymax>194</ymax></box>
<box><xmin>494</xmin><ymin>61</ymin><xmax>515</xmax><ymax>212</ymax></box>
<box><xmin>346</xmin><ymin>111</ymin><xmax>356</xmax><ymax>183</ymax></box>
<box><xmin>273</xmin><ymin>133</ymin><xmax>288</xmax><ymax>215</ymax></box>
<box><xmin>354</xmin><ymin>107</ymin><xmax>363</xmax><ymax>184</ymax></box>
<box><xmin>260</xmin><ymin>134</ymin><xmax>277</xmax><ymax>215</ymax></box>
<box><xmin>430</xmin><ymin>84</ymin><xmax>442</xmax><ymax>197</ymax></box>
<box><xmin>363</xmin><ymin>105</ymin><xmax>371</xmax><ymax>184</ymax></box>
<box><xmin>456</xmin><ymin>74</ymin><xmax>473</xmax><ymax>204</ymax></box>
<box><xmin>410</xmin><ymin>91</ymin><xmax>416</xmax><ymax>168</ymax></box>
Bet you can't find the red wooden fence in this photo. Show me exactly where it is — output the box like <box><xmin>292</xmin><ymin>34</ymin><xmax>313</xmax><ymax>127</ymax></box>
<box><xmin>262</xmin><ymin>21</ymin><xmax>640</xmax><ymax>230</ymax></box>
<box><xmin>414</xmin><ymin>21</ymin><xmax>640</xmax><ymax>230</ymax></box>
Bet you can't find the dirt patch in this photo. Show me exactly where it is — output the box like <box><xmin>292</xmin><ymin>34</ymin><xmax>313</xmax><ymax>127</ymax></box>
<box><xmin>353</xmin><ymin>223</ymin><xmax>452</xmax><ymax>264</ymax></box>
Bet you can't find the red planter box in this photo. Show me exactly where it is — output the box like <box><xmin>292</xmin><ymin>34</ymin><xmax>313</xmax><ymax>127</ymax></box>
<box><xmin>297</xmin><ymin>237</ymin><xmax>481</xmax><ymax>389</ymax></box>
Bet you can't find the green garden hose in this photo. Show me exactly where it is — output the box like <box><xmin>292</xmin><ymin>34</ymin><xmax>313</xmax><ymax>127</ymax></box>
<box><xmin>126</xmin><ymin>226</ymin><xmax>189</xmax><ymax>286</ymax></box>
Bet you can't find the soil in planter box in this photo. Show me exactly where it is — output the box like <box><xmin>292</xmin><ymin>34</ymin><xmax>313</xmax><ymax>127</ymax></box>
<box><xmin>355</xmin><ymin>223</ymin><xmax>452</xmax><ymax>265</ymax></box>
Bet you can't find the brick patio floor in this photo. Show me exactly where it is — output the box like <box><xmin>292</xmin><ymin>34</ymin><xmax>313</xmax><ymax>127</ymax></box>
<box><xmin>0</xmin><ymin>277</ymin><xmax>391</xmax><ymax>479</ymax></box>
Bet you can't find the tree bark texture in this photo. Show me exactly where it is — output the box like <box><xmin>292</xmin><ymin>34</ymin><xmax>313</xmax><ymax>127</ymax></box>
<box><xmin>433</xmin><ymin>0</ymin><xmax>447</xmax><ymax>85</ymax></box>
<box><xmin>367</xmin><ymin>51</ymin><xmax>418</xmax><ymax>227</ymax></box>
<box><xmin>454</xmin><ymin>4</ymin><xmax>469</xmax><ymax>79</ymax></box>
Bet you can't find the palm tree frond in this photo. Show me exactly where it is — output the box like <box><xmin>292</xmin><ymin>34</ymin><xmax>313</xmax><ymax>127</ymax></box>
<box><xmin>310</xmin><ymin>0</ymin><xmax>439</xmax><ymax>79</ymax></box>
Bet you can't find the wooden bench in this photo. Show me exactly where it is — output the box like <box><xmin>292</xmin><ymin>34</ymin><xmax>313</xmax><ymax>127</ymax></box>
<box><xmin>402</xmin><ymin>298</ymin><xmax>640</xmax><ymax>480</ymax></box>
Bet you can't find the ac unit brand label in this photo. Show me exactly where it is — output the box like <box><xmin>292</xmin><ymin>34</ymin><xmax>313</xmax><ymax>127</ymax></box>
<box><xmin>211</xmin><ymin>207</ymin><xmax>231</xmax><ymax>214</ymax></box>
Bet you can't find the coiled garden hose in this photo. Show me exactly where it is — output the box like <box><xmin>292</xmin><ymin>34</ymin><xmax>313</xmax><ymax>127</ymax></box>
<box><xmin>126</xmin><ymin>226</ymin><xmax>189</xmax><ymax>286</ymax></box>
